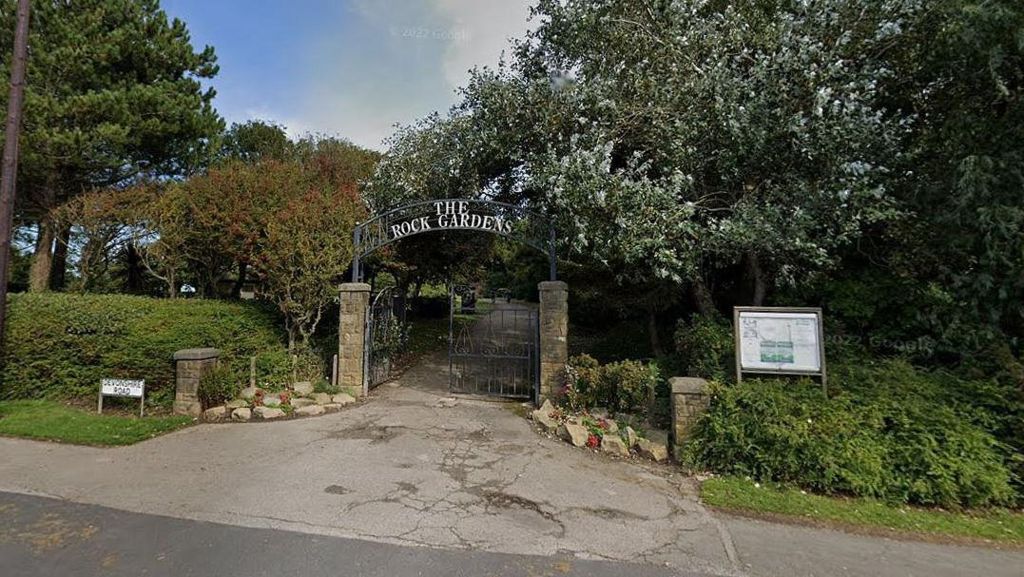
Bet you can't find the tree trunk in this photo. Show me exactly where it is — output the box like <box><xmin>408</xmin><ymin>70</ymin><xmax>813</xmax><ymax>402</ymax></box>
<box><xmin>746</xmin><ymin>251</ymin><xmax>767</xmax><ymax>306</ymax></box>
<box><xmin>647</xmin><ymin>307</ymin><xmax>665</xmax><ymax>357</ymax></box>
<box><xmin>0</xmin><ymin>0</ymin><xmax>31</xmax><ymax>347</ymax></box>
<box><xmin>231</xmin><ymin>261</ymin><xmax>247</xmax><ymax>299</ymax></box>
<box><xmin>28</xmin><ymin>216</ymin><xmax>56</xmax><ymax>292</ymax></box>
<box><xmin>691</xmin><ymin>277</ymin><xmax>715</xmax><ymax>316</ymax></box>
<box><xmin>49</xmin><ymin>224</ymin><xmax>71</xmax><ymax>291</ymax></box>
<box><xmin>167</xmin><ymin>269</ymin><xmax>177</xmax><ymax>299</ymax></box>
<box><xmin>125</xmin><ymin>243</ymin><xmax>143</xmax><ymax>293</ymax></box>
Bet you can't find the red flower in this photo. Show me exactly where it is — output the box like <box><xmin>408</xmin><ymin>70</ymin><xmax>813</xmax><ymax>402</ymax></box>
<box><xmin>586</xmin><ymin>434</ymin><xmax>600</xmax><ymax>449</ymax></box>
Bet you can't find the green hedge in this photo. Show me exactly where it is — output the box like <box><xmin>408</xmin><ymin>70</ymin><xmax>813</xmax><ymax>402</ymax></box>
<box><xmin>0</xmin><ymin>293</ymin><xmax>288</xmax><ymax>405</ymax></box>
<box><xmin>686</xmin><ymin>359</ymin><xmax>1020</xmax><ymax>509</ymax></box>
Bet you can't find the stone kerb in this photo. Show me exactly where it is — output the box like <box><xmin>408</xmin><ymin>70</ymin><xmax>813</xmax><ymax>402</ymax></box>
<box><xmin>538</xmin><ymin>281</ymin><xmax>568</xmax><ymax>405</ymax></box>
<box><xmin>670</xmin><ymin>376</ymin><xmax>710</xmax><ymax>458</ymax></box>
<box><xmin>172</xmin><ymin>347</ymin><xmax>220</xmax><ymax>416</ymax></box>
<box><xmin>338</xmin><ymin>283</ymin><xmax>371</xmax><ymax>397</ymax></box>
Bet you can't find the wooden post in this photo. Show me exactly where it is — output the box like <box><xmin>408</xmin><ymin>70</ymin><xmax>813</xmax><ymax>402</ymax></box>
<box><xmin>0</xmin><ymin>0</ymin><xmax>31</xmax><ymax>358</ymax></box>
<box><xmin>249</xmin><ymin>356</ymin><xmax>256</xmax><ymax>388</ymax></box>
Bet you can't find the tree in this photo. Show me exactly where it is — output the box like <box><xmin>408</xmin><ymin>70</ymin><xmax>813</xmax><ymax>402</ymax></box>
<box><xmin>370</xmin><ymin>0</ymin><xmax>907</xmax><ymax>317</ymax></box>
<box><xmin>173</xmin><ymin>137</ymin><xmax>377</xmax><ymax>349</ymax></box>
<box><xmin>257</xmin><ymin>180</ymin><xmax>362</xmax><ymax>349</ymax></box>
<box><xmin>218</xmin><ymin>120</ymin><xmax>292</xmax><ymax>164</ymax></box>
<box><xmin>0</xmin><ymin>0</ymin><xmax>222</xmax><ymax>292</ymax></box>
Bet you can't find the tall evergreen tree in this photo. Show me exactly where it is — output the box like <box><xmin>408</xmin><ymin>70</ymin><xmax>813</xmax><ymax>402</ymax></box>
<box><xmin>0</xmin><ymin>0</ymin><xmax>222</xmax><ymax>291</ymax></box>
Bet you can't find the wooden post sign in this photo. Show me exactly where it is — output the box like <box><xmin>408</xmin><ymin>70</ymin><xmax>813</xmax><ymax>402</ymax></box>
<box><xmin>98</xmin><ymin>378</ymin><xmax>146</xmax><ymax>416</ymax></box>
<box><xmin>734</xmin><ymin>307</ymin><xmax>828</xmax><ymax>394</ymax></box>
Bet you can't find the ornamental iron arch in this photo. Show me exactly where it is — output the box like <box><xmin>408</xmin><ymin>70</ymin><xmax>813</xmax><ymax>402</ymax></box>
<box><xmin>352</xmin><ymin>198</ymin><xmax>557</xmax><ymax>282</ymax></box>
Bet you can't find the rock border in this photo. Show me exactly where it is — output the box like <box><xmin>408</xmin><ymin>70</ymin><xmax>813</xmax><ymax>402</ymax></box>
<box><xmin>529</xmin><ymin>399</ymin><xmax>670</xmax><ymax>463</ymax></box>
<box><xmin>203</xmin><ymin>382</ymin><xmax>361</xmax><ymax>423</ymax></box>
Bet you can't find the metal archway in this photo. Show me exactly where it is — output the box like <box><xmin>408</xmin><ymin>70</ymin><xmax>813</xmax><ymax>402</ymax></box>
<box><xmin>352</xmin><ymin>198</ymin><xmax>557</xmax><ymax>282</ymax></box>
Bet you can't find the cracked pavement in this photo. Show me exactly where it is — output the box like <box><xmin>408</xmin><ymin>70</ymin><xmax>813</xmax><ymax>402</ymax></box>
<box><xmin>0</xmin><ymin>349</ymin><xmax>1021</xmax><ymax>576</ymax></box>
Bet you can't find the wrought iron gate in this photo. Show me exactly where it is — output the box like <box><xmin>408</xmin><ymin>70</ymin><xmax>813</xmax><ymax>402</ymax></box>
<box><xmin>448</xmin><ymin>286</ymin><xmax>539</xmax><ymax>399</ymax></box>
<box><xmin>364</xmin><ymin>287</ymin><xmax>406</xmax><ymax>391</ymax></box>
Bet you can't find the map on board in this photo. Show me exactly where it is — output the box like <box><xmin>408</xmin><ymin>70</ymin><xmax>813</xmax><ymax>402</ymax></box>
<box><xmin>738</xmin><ymin>311</ymin><xmax>821</xmax><ymax>373</ymax></box>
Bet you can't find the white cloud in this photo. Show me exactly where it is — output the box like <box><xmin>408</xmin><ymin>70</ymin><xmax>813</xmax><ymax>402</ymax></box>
<box><xmin>232</xmin><ymin>1</ymin><xmax>536</xmax><ymax>150</ymax></box>
<box><xmin>432</xmin><ymin>0</ymin><xmax>535</xmax><ymax>88</ymax></box>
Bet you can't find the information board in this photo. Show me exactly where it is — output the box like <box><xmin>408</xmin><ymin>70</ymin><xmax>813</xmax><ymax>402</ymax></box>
<box><xmin>734</xmin><ymin>307</ymin><xmax>827</xmax><ymax>390</ymax></box>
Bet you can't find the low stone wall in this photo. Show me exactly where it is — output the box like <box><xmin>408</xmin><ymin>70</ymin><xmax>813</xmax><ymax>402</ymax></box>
<box><xmin>669</xmin><ymin>376</ymin><xmax>710</xmax><ymax>459</ymax></box>
<box><xmin>172</xmin><ymin>348</ymin><xmax>220</xmax><ymax>416</ymax></box>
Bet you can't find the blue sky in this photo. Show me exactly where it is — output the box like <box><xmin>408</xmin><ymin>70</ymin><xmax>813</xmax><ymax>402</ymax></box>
<box><xmin>161</xmin><ymin>0</ymin><xmax>534</xmax><ymax>150</ymax></box>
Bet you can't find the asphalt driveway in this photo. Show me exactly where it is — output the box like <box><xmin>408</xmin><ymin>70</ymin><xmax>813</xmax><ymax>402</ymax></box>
<box><xmin>0</xmin><ymin>347</ymin><xmax>1021</xmax><ymax>576</ymax></box>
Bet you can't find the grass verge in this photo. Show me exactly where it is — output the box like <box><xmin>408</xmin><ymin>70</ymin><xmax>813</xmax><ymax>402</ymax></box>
<box><xmin>0</xmin><ymin>400</ymin><xmax>193</xmax><ymax>446</ymax></box>
<box><xmin>701</xmin><ymin>476</ymin><xmax>1024</xmax><ymax>546</ymax></box>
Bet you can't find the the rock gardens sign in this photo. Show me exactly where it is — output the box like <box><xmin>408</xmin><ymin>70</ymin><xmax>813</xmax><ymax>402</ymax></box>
<box><xmin>351</xmin><ymin>198</ymin><xmax>557</xmax><ymax>282</ymax></box>
<box><xmin>388</xmin><ymin>200</ymin><xmax>516</xmax><ymax>240</ymax></box>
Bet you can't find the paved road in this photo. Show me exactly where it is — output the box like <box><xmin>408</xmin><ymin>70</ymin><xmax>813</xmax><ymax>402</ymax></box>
<box><xmin>0</xmin><ymin>309</ymin><xmax>1021</xmax><ymax>576</ymax></box>
<box><xmin>0</xmin><ymin>491</ymin><xmax>684</xmax><ymax>577</ymax></box>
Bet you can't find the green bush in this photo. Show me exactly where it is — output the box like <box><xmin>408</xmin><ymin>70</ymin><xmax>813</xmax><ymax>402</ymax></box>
<box><xmin>197</xmin><ymin>365</ymin><xmax>238</xmax><ymax>409</ymax></box>
<box><xmin>564</xmin><ymin>354</ymin><xmax>659</xmax><ymax>415</ymax></box>
<box><xmin>1</xmin><ymin>293</ymin><xmax>288</xmax><ymax>404</ymax></box>
<box><xmin>687</xmin><ymin>359</ymin><xmax>1018</xmax><ymax>509</ymax></box>
<box><xmin>674</xmin><ymin>313</ymin><xmax>734</xmax><ymax>381</ymax></box>
<box><xmin>313</xmin><ymin>379</ymin><xmax>341</xmax><ymax>395</ymax></box>
<box><xmin>252</xmin><ymin>349</ymin><xmax>324</xmax><ymax>390</ymax></box>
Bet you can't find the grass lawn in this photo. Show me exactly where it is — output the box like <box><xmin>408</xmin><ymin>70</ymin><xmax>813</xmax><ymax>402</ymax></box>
<box><xmin>702</xmin><ymin>476</ymin><xmax>1024</xmax><ymax>546</ymax></box>
<box><xmin>0</xmin><ymin>400</ymin><xmax>193</xmax><ymax>446</ymax></box>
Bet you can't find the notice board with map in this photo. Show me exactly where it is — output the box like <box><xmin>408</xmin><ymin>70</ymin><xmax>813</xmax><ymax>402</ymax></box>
<box><xmin>733</xmin><ymin>307</ymin><xmax>827</xmax><ymax>391</ymax></box>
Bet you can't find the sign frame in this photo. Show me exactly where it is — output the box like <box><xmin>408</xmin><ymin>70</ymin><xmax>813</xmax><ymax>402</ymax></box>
<box><xmin>733</xmin><ymin>306</ymin><xmax>827</xmax><ymax>394</ymax></box>
<box><xmin>98</xmin><ymin>378</ymin><xmax>146</xmax><ymax>417</ymax></box>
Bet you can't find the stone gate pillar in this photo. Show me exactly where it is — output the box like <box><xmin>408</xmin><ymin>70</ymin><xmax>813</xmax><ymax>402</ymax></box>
<box><xmin>538</xmin><ymin>281</ymin><xmax>568</xmax><ymax>405</ymax></box>
<box><xmin>172</xmin><ymin>348</ymin><xmax>220</xmax><ymax>416</ymax></box>
<box><xmin>338</xmin><ymin>283</ymin><xmax>371</xmax><ymax>397</ymax></box>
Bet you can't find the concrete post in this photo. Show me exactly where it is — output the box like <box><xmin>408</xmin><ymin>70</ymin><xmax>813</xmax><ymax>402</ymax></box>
<box><xmin>537</xmin><ymin>281</ymin><xmax>568</xmax><ymax>405</ymax></box>
<box><xmin>172</xmin><ymin>348</ymin><xmax>220</xmax><ymax>416</ymax></box>
<box><xmin>670</xmin><ymin>376</ymin><xmax>710</xmax><ymax>459</ymax></box>
<box><xmin>338</xmin><ymin>283</ymin><xmax>371</xmax><ymax>397</ymax></box>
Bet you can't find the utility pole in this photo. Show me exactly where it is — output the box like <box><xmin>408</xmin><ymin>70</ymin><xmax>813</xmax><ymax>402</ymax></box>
<box><xmin>0</xmin><ymin>0</ymin><xmax>31</xmax><ymax>353</ymax></box>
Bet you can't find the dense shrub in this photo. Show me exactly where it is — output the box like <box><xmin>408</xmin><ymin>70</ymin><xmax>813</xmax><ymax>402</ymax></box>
<box><xmin>674</xmin><ymin>314</ymin><xmax>734</xmax><ymax>381</ymax></box>
<box><xmin>564</xmin><ymin>354</ymin><xmax>659</xmax><ymax>416</ymax></box>
<box><xmin>1</xmin><ymin>293</ymin><xmax>288</xmax><ymax>404</ymax></box>
<box><xmin>198</xmin><ymin>365</ymin><xmax>237</xmax><ymax>409</ymax></box>
<box><xmin>687</xmin><ymin>360</ymin><xmax>1018</xmax><ymax>508</ymax></box>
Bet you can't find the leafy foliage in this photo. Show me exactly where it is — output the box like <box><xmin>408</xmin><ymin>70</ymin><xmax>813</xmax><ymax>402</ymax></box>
<box><xmin>55</xmin><ymin>136</ymin><xmax>378</xmax><ymax>351</ymax></box>
<box><xmin>674</xmin><ymin>314</ymin><xmax>735</xmax><ymax>381</ymax></box>
<box><xmin>0</xmin><ymin>293</ymin><xmax>288</xmax><ymax>404</ymax></box>
<box><xmin>197</xmin><ymin>365</ymin><xmax>237</xmax><ymax>410</ymax></box>
<box><xmin>563</xmin><ymin>354</ymin><xmax>658</xmax><ymax>416</ymax></box>
<box><xmin>687</xmin><ymin>360</ymin><xmax>1019</xmax><ymax>508</ymax></box>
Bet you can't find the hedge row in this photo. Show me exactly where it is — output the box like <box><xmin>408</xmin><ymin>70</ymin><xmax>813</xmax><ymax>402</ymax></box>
<box><xmin>0</xmin><ymin>293</ymin><xmax>289</xmax><ymax>405</ymax></box>
<box><xmin>686</xmin><ymin>359</ymin><xmax>1022</xmax><ymax>509</ymax></box>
